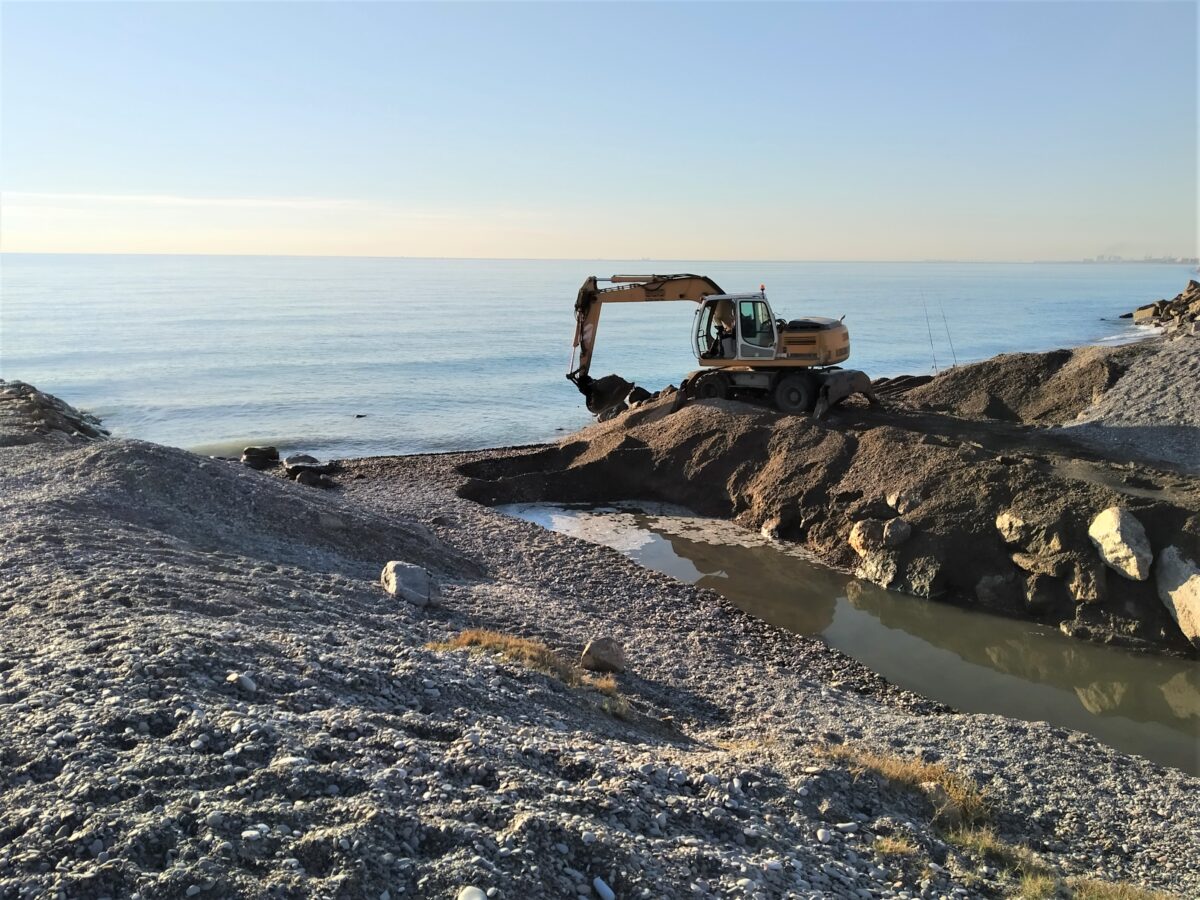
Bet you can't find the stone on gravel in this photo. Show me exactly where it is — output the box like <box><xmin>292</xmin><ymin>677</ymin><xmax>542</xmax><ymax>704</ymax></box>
<box><xmin>457</xmin><ymin>888</ymin><xmax>487</xmax><ymax>900</ymax></box>
<box><xmin>1088</xmin><ymin>507</ymin><xmax>1152</xmax><ymax>581</ymax></box>
<box><xmin>1156</xmin><ymin>546</ymin><xmax>1200</xmax><ymax>647</ymax></box>
<box><xmin>226</xmin><ymin>672</ymin><xmax>257</xmax><ymax>693</ymax></box>
<box><xmin>296</xmin><ymin>469</ymin><xmax>334</xmax><ymax>488</ymax></box>
<box><xmin>580</xmin><ymin>636</ymin><xmax>626</xmax><ymax>673</ymax></box>
<box><xmin>381</xmin><ymin>560</ymin><xmax>439</xmax><ymax>607</ymax></box>
<box><xmin>593</xmin><ymin>877</ymin><xmax>616</xmax><ymax>900</ymax></box>
<box><xmin>241</xmin><ymin>446</ymin><xmax>280</xmax><ymax>469</ymax></box>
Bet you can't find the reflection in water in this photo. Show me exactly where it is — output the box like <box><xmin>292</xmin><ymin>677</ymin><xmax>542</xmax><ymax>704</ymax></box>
<box><xmin>500</xmin><ymin>503</ymin><xmax>1200</xmax><ymax>775</ymax></box>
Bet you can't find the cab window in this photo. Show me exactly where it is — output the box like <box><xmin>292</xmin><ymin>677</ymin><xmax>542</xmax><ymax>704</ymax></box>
<box><xmin>738</xmin><ymin>300</ymin><xmax>774</xmax><ymax>347</ymax></box>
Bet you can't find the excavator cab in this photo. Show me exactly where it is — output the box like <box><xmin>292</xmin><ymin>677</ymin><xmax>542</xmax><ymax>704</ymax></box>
<box><xmin>694</xmin><ymin>295</ymin><xmax>778</xmax><ymax>362</ymax></box>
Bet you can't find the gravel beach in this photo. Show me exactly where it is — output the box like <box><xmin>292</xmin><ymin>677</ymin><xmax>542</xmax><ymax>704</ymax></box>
<box><xmin>1</xmin><ymin>378</ymin><xmax>1197</xmax><ymax>899</ymax></box>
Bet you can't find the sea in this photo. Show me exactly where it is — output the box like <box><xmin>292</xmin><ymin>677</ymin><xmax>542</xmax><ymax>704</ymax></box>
<box><xmin>1</xmin><ymin>254</ymin><xmax>1189</xmax><ymax>458</ymax></box>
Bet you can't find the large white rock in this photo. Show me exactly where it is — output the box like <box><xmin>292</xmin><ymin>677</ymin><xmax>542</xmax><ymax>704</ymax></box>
<box><xmin>1156</xmin><ymin>546</ymin><xmax>1200</xmax><ymax>648</ymax></box>
<box><xmin>380</xmin><ymin>561</ymin><xmax>439</xmax><ymax>607</ymax></box>
<box><xmin>1087</xmin><ymin>507</ymin><xmax>1152</xmax><ymax>581</ymax></box>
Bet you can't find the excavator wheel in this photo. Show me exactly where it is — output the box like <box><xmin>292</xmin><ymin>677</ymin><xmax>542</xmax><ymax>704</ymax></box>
<box><xmin>773</xmin><ymin>372</ymin><xmax>817</xmax><ymax>414</ymax></box>
<box><xmin>691</xmin><ymin>372</ymin><xmax>730</xmax><ymax>401</ymax></box>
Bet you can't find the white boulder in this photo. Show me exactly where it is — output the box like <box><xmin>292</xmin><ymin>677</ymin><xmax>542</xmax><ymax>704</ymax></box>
<box><xmin>381</xmin><ymin>561</ymin><xmax>439</xmax><ymax>607</ymax></box>
<box><xmin>1156</xmin><ymin>546</ymin><xmax>1200</xmax><ymax>648</ymax></box>
<box><xmin>1087</xmin><ymin>507</ymin><xmax>1152</xmax><ymax>581</ymax></box>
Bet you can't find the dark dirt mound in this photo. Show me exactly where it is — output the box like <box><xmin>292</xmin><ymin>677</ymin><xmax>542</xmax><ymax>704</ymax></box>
<box><xmin>901</xmin><ymin>343</ymin><xmax>1146</xmax><ymax>424</ymax></box>
<box><xmin>460</xmin><ymin>393</ymin><xmax>1200</xmax><ymax>656</ymax></box>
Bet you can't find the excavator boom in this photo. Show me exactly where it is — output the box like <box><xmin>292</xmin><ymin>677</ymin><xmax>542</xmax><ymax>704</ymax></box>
<box><xmin>568</xmin><ymin>274</ymin><xmax>724</xmax><ymax>409</ymax></box>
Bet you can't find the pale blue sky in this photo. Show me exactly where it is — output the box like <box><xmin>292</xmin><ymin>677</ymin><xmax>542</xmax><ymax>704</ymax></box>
<box><xmin>2</xmin><ymin>1</ymin><xmax>1196</xmax><ymax>259</ymax></box>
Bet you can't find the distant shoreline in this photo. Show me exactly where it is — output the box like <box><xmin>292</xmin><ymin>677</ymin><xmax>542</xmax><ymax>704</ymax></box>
<box><xmin>2</xmin><ymin>250</ymin><xmax>1197</xmax><ymax>265</ymax></box>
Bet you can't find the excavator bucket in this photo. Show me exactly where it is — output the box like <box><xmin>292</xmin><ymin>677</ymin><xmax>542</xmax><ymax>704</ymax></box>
<box><xmin>579</xmin><ymin>373</ymin><xmax>634</xmax><ymax>417</ymax></box>
<box><xmin>813</xmin><ymin>370</ymin><xmax>878</xmax><ymax>419</ymax></box>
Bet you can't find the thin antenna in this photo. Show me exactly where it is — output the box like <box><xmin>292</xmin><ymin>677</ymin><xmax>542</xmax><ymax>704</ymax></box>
<box><xmin>937</xmin><ymin>298</ymin><xmax>959</xmax><ymax>368</ymax></box>
<box><xmin>921</xmin><ymin>295</ymin><xmax>939</xmax><ymax>375</ymax></box>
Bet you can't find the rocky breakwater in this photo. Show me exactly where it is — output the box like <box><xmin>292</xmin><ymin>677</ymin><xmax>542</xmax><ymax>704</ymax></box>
<box><xmin>459</xmin><ymin>341</ymin><xmax>1200</xmax><ymax>656</ymax></box>
<box><xmin>1126</xmin><ymin>278</ymin><xmax>1200</xmax><ymax>335</ymax></box>
<box><xmin>0</xmin><ymin>380</ymin><xmax>109</xmax><ymax>447</ymax></box>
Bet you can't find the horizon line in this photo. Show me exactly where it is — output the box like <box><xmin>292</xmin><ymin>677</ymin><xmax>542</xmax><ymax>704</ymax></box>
<box><xmin>3</xmin><ymin>250</ymin><xmax>1196</xmax><ymax>266</ymax></box>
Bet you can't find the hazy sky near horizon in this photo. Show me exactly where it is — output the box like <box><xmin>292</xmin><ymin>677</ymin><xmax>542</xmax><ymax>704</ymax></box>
<box><xmin>2</xmin><ymin>1</ymin><xmax>1196</xmax><ymax>260</ymax></box>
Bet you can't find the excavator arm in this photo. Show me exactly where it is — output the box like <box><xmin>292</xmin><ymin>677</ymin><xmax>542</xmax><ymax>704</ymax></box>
<box><xmin>567</xmin><ymin>274</ymin><xmax>724</xmax><ymax>412</ymax></box>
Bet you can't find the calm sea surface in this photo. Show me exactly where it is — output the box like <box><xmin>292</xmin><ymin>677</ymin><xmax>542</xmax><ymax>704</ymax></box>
<box><xmin>0</xmin><ymin>254</ymin><xmax>1189</xmax><ymax>456</ymax></box>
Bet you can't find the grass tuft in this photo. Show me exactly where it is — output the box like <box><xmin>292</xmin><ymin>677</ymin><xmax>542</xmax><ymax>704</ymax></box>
<box><xmin>1019</xmin><ymin>871</ymin><xmax>1060</xmax><ymax>900</ymax></box>
<box><xmin>427</xmin><ymin>629</ymin><xmax>630</xmax><ymax>717</ymax></box>
<box><xmin>1067</xmin><ymin>879</ymin><xmax>1176</xmax><ymax>900</ymax></box>
<box><xmin>873</xmin><ymin>834</ymin><xmax>918</xmax><ymax>857</ymax></box>
<box><xmin>429</xmin><ymin>629</ymin><xmax>576</xmax><ymax>682</ymax></box>
<box><xmin>942</xmin><ymin>828</ymin><xmax>1172</xmax><ymax>900</ymax></box>
<box><xmin>820</xmin><ymin>744</ymin><xmax>991</xmax><ymax>825</ymax></box>
<box><xmin>585</xmin><ymin>672</ymin><xmax>619</xmax><ymax>695</ymax></box>
<box><xmin>947</xmin><ymin>825</ymin><xmax>1052</xmax><ymax>878</ymax></box>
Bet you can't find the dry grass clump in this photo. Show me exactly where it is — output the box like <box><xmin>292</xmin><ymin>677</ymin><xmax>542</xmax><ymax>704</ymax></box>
<box><xmin>820</xmin><ymin>744</ymin><xmax>991</xmax><ymax>825</ymax></box>
<box><xmin>1019</xmin><ymin>871</ymin><xmax>1060</xmax><ymax>899</ymax></box>
<box><xmin>1067</xmin><ymin>879</ymin><xmax>1176</xmax><ymax>900</ymax></box>
<box><xmin>430</xmin><ymin>629</ymin><xmax>575</xmax><ymax>681</ymax></box>
<box><xmin>943</xmin><ymin>827</ymin><xmax>1171</xmax><ymax>900</ymax></box>
<box><xmin>586</xmin><ymin>672</ymin><xmax>619</xmax><ymax>695</ymax></box>
<box><xmin>427</xmin><ymin>629</ymin><xmax>629</xmax><ymax>717</ymax></box>
<box><xmin>873</xmin><ymin>834</ymin><xmax>918</xmax><ymax>857</ymax></box>
<box><xmin>818</xmin><ymin>746</ymin><xmax>1170</xmax><ymax>900</ymax></box>
<box><xmin>947</xmin><ymin>825</ymin><xmax>1051</xmax><ymax>879</ymax></box>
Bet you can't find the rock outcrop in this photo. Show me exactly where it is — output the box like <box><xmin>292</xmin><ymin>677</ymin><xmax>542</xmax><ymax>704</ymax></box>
<box><xmin>1128</xmin><ymin>279</ymin><xmax>1200</xmax><ymax>336</ymax></box>
<box><xmin>0</xmin><ymin>380</ymin><xmax>109</xmax><ymax>447</ymax></box>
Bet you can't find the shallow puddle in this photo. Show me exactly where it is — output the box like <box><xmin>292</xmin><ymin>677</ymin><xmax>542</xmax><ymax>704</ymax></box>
<box><xmin>499</xmin><ymin>502</ymin><xmax>1200</xmax><ymax>775</ymax></box>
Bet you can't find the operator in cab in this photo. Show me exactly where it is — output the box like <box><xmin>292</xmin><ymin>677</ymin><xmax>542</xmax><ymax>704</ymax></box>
<box><xmin>712</xmin><ymin>299</ymin><xmax>736</xmax><ymax>358</ymax></box>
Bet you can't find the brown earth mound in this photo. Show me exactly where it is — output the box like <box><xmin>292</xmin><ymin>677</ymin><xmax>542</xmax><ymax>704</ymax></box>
<box><xmin>460</xmin><ymin>392</ymin><xmax>1200</xmax><ymax>656</ymax></box>
<box><xmin>900</xmin><ymin>343</ymin><xmax>1146</xmax><ymax>424</ymax></box>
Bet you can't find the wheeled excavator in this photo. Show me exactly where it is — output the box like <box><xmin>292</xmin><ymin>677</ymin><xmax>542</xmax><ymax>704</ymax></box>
<box><xmin>567</xmin><ymin>274</ymin><xmax>877</xmax><ymax>418</ymax></box>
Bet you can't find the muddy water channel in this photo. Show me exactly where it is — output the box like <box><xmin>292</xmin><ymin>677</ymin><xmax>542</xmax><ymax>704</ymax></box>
<box><xmin>500</xmin><ymin>502</ymin><xmax>1200</xmax><ymax>775</ymax></box>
